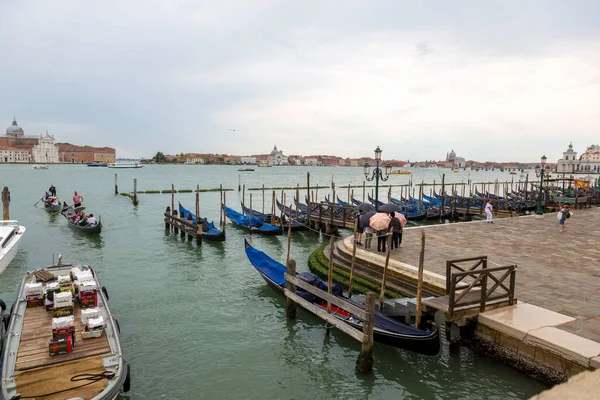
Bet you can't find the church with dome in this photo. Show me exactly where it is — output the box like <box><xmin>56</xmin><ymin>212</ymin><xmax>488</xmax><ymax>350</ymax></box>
<box><xmin>0</xmin><ymin>118</ymin><xmax>59</xmax><ymax>163</ymax></box>
<box><xmin>267</xmin><ymin>145</ymin><xmax>288</xmax><ymax>166</ymax></box>
<box><xmin>445</xmin><ymin>149</ymin><xmax>466</xmax><ymax>168</ymax></box>
<box><xmin>557</xmin><ymin>142</ymin><xmax>600</xmax><ymax>174</ymax></box>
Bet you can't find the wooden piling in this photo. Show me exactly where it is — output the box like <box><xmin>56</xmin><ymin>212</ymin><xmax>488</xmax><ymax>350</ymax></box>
<box><xmin>219</xmin><ymin>184</ymin><xmax>223</xmax><ymax>227</ymax></box>
<box><xmin>114</xmin><ymin>174</ymin><xmax>118</xmax><ymax>195</ymax></box>
<box><xmin>415</xmin><ymin>230</ymin><xmax>425</xmax><ymax>329</ymax></box>
<box><xmin>348</xmin><ymin>216</ymin><xmax>359</xmax><ymax>297</ymax></box>
<box><xmin>286</xmin><ymin>202</ymin><xmax>293</xmax><ymax>264</ymax></box>
<box><xmin>285</xmin><ymin>259</ymin><xmax>297</xmax><ymax>319</ymax></box>
<box><xmin>187</xmin><ymin>214</ymin><xmax>193</xmax><ymax>240</ymax></box>
<box><xmin>262</xmin><ymin>184</ymin><xmax>265</xmax><ymax>215</ymax></box>
<box><xmin>171</xmin><ymin>184</ymin><xmax>175</xmax><ymax>216</ymax></box>
<box><xmin>243</xmin><ymin>185</ymin><xmax>246</xmax><ymax>208</ymax></box>
<box><xmin>379</xmin><ymin>233</ymin><xmax>393</xmax><ymax>312</ymax></box>
<box><xmin>196</xmin><ymin>184</ymin><xmax>200</xmax><ymax>222</ymax></box>
<box><xmin>249</xmin><ymin>194</ymin><xmax>253</xmax><ymax>229</ymax></box>
<box><xmin>356</xmin><ymin>292</ymin><xmax>375</xmax><ymax>373</ymax></box>
<box><xmin>172</xmin><ymin>210</ymin><xmax>179</xmax><ymax>234</ymax></box>
<box><xmin>165</xmin><ymin>206</ymin><xmax>171</xmax><ymax>230</ymax></box>
<box><xmin>222</xmin><ymin>192</ymin><xmax>227</xmax><ymax>235</ymax></box>
<box><xmin>2</xmin><ymin>187</ymin><xmax>9</xmax><ymax>220</ymax></box>
<box><xmin>362</xmin><ymin>181</ymin><xmax>366</xmax><ymax>203</ymax></box>
<box><xmin>133</xmin><ymin>178</ymin><xmax>138</xmax><ymax>206</ymax></box>
<box><xmin>327</xmin><ymin>234</ymin><xmax>335</xmax><ymax>313</ymax></box>
<box><xmin>306</xmin><ymin>172</ymin><xmax>311</xmax><ymax>226</ymax></box>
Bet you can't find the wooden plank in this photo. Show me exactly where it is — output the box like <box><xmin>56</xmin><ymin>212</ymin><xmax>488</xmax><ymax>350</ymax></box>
<box><xmin>15</xmin><ymin>356</ymin><xmax>107</xmax><ymax>400</ymax></box>
<box><xmin>285</xmin><ymin>274</ymin><xmax>366</xmax><ymax>319</ymax></box>
<box><xmin>284</xmin><ymin>288</ymin><xmax>366</xmax><ymax>343</ymax></box>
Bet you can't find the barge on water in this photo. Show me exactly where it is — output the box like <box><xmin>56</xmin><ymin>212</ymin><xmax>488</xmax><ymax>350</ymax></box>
<box><xmin>1</xmin><ymin>262</ymin><xmax>130</xmax><ymax>399</ymax></box>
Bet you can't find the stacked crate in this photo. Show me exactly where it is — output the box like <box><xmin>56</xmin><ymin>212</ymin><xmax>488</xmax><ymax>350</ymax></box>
<box><xmin>25</xmin><ymin>283</ymin><xmax>44</xmax><ymax>307</ymax></box>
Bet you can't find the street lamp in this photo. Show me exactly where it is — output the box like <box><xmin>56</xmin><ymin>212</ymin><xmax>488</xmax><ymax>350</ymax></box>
<box><xmin>363</xmin><ymin>146</ymin><xmax>392</xmax><ymax>211</ymax></box>
<box><xmin>534</xmin><ymin>155</ymin><xmax>551</xmax><ymax>215</ymax></box>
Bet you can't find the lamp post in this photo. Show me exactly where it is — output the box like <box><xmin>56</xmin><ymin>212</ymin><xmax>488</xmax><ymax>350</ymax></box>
<box><xmin>535</xmin><ymin>155</ymin><xmax>551</xmax><ymax>215</ymax></box>
<box><xmin>363</xmin><ymin>146</ymin><xmax>392</xmax><ymax>211</ymax></box>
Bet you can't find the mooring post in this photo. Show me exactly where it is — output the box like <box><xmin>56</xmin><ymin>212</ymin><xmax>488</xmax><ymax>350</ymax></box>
<box><xmin>379</xmin><ymin>233</ymin><xmax>393</xmax><ymax>312</ymax></box>
<box><xmin>415</xmin><ymin>230</ymin><xmax>425</xmax><ymax>329</ymax></box>
<box><xmin>187</xmin><ymin>213</ymin><xmax>193</xmax><ymax>240</ymax></box>
<box><xmin>362</xmin><ymin>181</ymin><xmax>365</xmax><ymax>203</ymax></box>
<box><xmin>348</xmin><ymin>215</ymin><xmax>359</xmax><ymax>297</ymax></box>
<box><xmin>306</xmin><ymin>172</ymin><xmax>311</xmax><ymax>226</ymax></box>
<box><xmin>2</xmin><ymin>187</ymin><xmax>10</xmax><ymax>220</ymax></box>
<box><xmin>356</xmin><ymin>292</ymin><xmax>375</xmax><ymax>373</ymax></box>
<box><xmin>242</xmin><ymin>185</ymin><xmax>246</xmax><ymax>208</ymax></box>
<box><xmin>114</xmin><ymin>174</ymin><xmax>118</xmax><ymax>195</ymax></box>
<box><xmin>133</xmin><ymin>178</ymin><xmax>138</xmax><ymax>205</ymax></box>
<box><xmin>327</xmin><ymin>234</ymin><xmax>335</xmax><ymax>313</ymax></box>
<box><xmin>262</xmin><ymin>184</ymin><xmax>265</xmax><ymax>215</ymax></box>
<box><xmin>171</xmin><ymin>184</ymin><xmax>175</xmax><ymax>215</ymax></box>
<box><xmin>172</xmin><ymin>210</ymin><xmax>179</xmax><ymax>234</ymax></box>
<box><xmin>165</xmin><ymin>206</ymin><xmax>171</xmax><ymax>230</ymax></box>
<box><xmin>285</xmin><ymin>259</ymin><xmax>297</xmax><ymax>319</ymax></box>
<box><xmin>222</xmin><ymin>192</ymin><xmax>227</xmax><ymax>235</ymax></box>
<box><xmin>219</xmin><ymin>184</ymin><xmax>223</xmax><ymax>228</ymax></box>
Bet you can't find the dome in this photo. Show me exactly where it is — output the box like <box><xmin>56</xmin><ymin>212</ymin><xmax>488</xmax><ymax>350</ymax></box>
<box><xmin>6</xmin><ymin>118</ymin><xmax>24</xmax><ymax>136</ymax></box>
<box><xmin>270</xmin><ymin>145</ymin><xmax>279</xmax><ymax>155</ymax></box>
<box><xmin>449</xmin><ymin>149</ymin><xmax>456</xmax><ymax>158</ymax></box>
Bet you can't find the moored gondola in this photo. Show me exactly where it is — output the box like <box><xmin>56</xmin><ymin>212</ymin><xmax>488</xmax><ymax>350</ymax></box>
<box><xmin>178</xmin><ymin>203</ymin><xmax>225</xmax><ymax>241</ymax></box>
<box><xmin>244</xmin><ymin>239</ymin><xmax>440</xmax><ymax>356</ymax></box>
<box><xmin>222</xmin><ymin>206</ymin><xmax>281</xmax><ymax>235</ymax></box>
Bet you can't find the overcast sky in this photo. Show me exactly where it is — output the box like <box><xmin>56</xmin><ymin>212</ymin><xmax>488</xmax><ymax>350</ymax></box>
<box><xmin>1</xmin><ymin>1</ymin><xmax>599</xmax><ymax>162</ymax></box>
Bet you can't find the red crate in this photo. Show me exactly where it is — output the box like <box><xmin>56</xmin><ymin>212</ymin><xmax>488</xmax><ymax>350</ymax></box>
<box><xmin>79</xmin><ymin>291</ymin><xmax>98</xmax><ymax>308</ymax></box>
<box><xmin>49</xmin><ymin>335</ymin><xmax>73</xmax><ymax>356</ymax></box>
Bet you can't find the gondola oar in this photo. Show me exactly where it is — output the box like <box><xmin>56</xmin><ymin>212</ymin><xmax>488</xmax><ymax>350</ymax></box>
<box><xmin>34</xmin><ymin>195</ymin><xmax>46</xmax><ymax>207</ymax></box>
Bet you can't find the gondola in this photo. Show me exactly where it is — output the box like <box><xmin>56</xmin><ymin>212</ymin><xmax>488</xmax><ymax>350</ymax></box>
<box><xmin>61</xmin><ymin>202</ymin><xmax>102</xmax><ymax>234</ymax></box>
<box><xmin>244</xmin><ymin>239</ymin><xmax>440</xmax><ymax>356</ymax></box>
<box><xmin>241</xmin><ymin>203</ymin><xmax>307</xmax><ymax>231</ymax></box>
<box><xmin>178</xmin><ymin>203</ymin><xmax>225</xmax><ymax>241</ymax></box>
<box><xmin>43</xmin><ymin>196</ymin><xmax>62</xmax><ymax>213</ymax></box>
<box><xmin>1</xmin><ymin>262</ymin><xmax>130</xmax><ymax>398</ymax></box>
<box><xmin>276</xmin><ymin>199</ymin><xmax>307</xmax><ymax>219</ymax></box>
<box><xmin>222</xmin><ymin>206</ymin><xmax>281</xmax><ymax>235</ymax></box>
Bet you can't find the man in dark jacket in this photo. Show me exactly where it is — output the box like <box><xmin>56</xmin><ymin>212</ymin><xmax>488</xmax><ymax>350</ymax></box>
<box><xmin>388</xmin><ymin>212</ymin><xmax>402</xmax><ymax>251</ymax></box>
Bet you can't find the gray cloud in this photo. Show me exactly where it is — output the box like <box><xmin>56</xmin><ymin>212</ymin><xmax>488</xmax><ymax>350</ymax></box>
<box><xmin>1</xmin><ymin>0</ymin><xmax>599</xmax><ymax>162</ymax></box>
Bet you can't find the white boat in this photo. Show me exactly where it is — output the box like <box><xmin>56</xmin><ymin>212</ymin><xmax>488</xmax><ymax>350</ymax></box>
<box><xmin>0</xmin><ymin>220</ymin><xmax>26</xmax><ymax>274</ymax></box>
<box><xmin>107</xmin><ymin>162</ymin><xmax>143</xmax><ymax>169</ymax></box>
<box><xmin>33</xmin><ymin>164</ymin><xmax>49</xmax><ymax>170</ymax></box>
<box><xmin>1</xmin><ymin>262</ymin><xmax>131</xmax><ymax>398</ymax></box>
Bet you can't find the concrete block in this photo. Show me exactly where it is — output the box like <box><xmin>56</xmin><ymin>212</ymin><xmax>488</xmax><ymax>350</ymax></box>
<box><xmin>475</xmin><ymin>324</ymin><xmax>497</xmax><ymax>344</ymax></box>
<box><xmin>478</xmin><ymin>302</ymin><xmax>575</xmax><ymax>340</ymax></box>
<box><xmin>526</xmin><ymin>327</ymin><xmax>600</xmax><ymax>367</ymax></box>
<box><xmin>590</xmin><ymin>356</ymin><xmax>600</xmax><ymax>370</ymax></box>
<box><xmin>518</xmin><ymin>341</ymin><xmax>537</xmax><ymax>360</ymax></box>
<box><xmin>496</xmin><ymin>332</ymin><xmax>519</xmax><ymax>353</ymax></box>
<box><xmin>534</xmin><ymin>348</ymin><xmax>565</xmax><ymax>373</ymax></box>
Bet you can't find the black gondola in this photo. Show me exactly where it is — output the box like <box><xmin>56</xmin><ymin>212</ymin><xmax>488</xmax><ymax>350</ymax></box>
<box><xmin>61</xmin><ymin>202</ymin><xmax>102</xmax><ymax>234</ymax></box>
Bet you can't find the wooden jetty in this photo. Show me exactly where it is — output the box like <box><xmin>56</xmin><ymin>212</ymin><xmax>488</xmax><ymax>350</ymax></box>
<box><xmin>322</xmin><ymin>207</ymin><xmax>600</xmax><ymax>383</ymax></box>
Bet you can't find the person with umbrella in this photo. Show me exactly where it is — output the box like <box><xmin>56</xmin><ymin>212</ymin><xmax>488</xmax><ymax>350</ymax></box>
<box><xmin>369</xmin><ymin>212</ymin><xmax>391</xmax><ymax>253</ymax></box>
<box><xmin>388</xmin><ymin>212</ymin><xmax>402</xmax><ymax>252</ymax></box>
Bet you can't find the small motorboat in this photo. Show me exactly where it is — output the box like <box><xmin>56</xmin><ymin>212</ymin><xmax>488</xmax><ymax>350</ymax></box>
<box><xmin>33</xmin><ymin>164</ymin><xmax>49</xmax><ymax>170</ymax></box>
<box><xmin>0</xmin><ymin>262</ymin><xmax>131</xmax><ymax>398</ymax></box>
<box><xmin>0</xmin><ymin>220</ymin><xmax>26</xmax><ymax>274</ymax></box>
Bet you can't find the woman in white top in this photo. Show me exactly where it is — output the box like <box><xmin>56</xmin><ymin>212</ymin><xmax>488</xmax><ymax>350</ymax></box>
<box><xmin>485</xmin><ymin>201</ymin><xmax>493</xmax><ymax>223</ymax></box>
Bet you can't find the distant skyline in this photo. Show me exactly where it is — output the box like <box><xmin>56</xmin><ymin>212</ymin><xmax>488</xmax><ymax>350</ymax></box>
<box><xmin>1</xmin><ymin>1</ymin><xmax>599</xmax><ymax>162</ymax></box>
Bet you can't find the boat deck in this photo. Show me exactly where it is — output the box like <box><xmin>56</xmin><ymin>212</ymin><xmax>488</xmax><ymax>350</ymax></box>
<box><xmin>14</xmin><ymin>304</ymin><xmax>111</xmax><ymax>399</ymax></box>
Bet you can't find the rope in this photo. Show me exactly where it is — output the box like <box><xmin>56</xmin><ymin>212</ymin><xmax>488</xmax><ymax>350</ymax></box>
<box><xmin>12</xmin><ymin>371</ymin><xmax>115</xmax><ymax>399</ymax></box>
<box><xmin>324</xmin><ymin>312</ymin><xmax>350</xmax><ymax>329</ymax></box>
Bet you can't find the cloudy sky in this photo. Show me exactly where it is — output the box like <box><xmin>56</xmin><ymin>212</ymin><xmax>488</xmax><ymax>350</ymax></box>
<box><xmin>1</xmin><ymin>1</ymin><xmax>599</xmax><ymax>162</ymax></box>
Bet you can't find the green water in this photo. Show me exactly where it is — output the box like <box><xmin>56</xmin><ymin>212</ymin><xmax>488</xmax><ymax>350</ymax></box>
<box><xmin>0</xmin><ymin>164</ymin><xmax>547</xmax><ymax>399</ymax></box>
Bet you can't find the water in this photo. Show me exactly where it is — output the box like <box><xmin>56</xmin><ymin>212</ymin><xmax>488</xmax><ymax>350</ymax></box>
<box><xmin>0</xmin><ymin>164</ymin><xmax>547</xmax><ymax>399</ymax></box>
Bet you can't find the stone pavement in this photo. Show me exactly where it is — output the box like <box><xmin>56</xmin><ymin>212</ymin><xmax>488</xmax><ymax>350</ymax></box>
<box><xmin>373</xmin><ymin>207</ymin><xmax>600</xmax><ymax>342</ymax></box>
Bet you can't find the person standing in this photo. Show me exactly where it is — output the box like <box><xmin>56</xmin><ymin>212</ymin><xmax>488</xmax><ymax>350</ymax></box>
<box><xmin>388</xmin><ymin>212</ymin><xmax>401</xmax><ymax>251</ymax></box>
<box><xmin>364</xmin><ymin>226</ymin><xmax>373</xmax><ymax>250</ymax></box>
<box><xmin>48</xmin><ymin>185</ymin><xmax>57</xmax><ymax>197</ymax></box>
<box><xmin>377</xmin><ymin>227</ymin><xmax>388</xmax><ymax>253</ymax></box>
<box><xmin>485</xmin><ymin>200</ymin><xmax>493</xmax><ymax>223</ymax></box>
<box><xmin>72</xmin><ymin>191</ymin><xmax>84</xmax><ymax>208</ymax></box>
<box><xmin>559</xmin><ymin>204</ymin><xmax>571</xmax><ymax>232</ymax></box>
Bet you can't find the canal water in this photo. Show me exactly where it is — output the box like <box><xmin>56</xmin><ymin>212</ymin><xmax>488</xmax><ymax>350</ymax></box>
<box><xmin>0</xmin><ymin>164</ymin><xmax>547</xmax><ymax>399</ymax></box>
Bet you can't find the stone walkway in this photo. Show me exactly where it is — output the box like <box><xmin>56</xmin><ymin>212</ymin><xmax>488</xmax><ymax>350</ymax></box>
<box><xmin>371</xmin><ymin>207</ymin><xmax>600</xmax><ymax>342</ymax></box>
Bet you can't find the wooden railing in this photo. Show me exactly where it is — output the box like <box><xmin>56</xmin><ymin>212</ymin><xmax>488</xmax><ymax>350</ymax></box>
<box><xmin>446</xmin><ymin>256</ymin><xmax>517</xmax><ymax>317</ymax></box>
<box><xmin>307</xmin><ymin>202</ymin><xmax>356</xmax><ymax>228</ymax></box>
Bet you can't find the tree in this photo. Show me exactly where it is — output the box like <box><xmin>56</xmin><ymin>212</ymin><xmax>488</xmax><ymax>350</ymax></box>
<box><xmin>153</xmin><ymin>152</ymin><xmax>166</xmax><ymax>163</ymax></box>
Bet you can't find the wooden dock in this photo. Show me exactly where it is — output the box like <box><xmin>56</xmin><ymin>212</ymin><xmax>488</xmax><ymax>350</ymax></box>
<box><xmin>348</xmin><ymin>207</ymin><xmax>600</xmax><ymax>342</ymax></box>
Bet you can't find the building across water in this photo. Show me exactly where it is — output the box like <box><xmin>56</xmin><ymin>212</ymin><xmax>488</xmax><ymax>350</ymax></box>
<box><xmin>557</xmin><ymin>142</ymin><xmax>600</xmax><ymax>174</ymax></box>
<box><xmin>0</xmin><ymin>118</ymin><xmax>116</xmax><ymax>164</ymax></box>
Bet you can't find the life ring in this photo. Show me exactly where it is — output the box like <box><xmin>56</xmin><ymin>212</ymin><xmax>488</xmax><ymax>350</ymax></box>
<box><xmin>123</xmin><ymin>363</ymin><xmax>131</xmax><ymax>392</ymax></box>
<box><xmin>101</xmin><ymin>286</ymin><xmax>109</xmax><ymax>301</ymax></box>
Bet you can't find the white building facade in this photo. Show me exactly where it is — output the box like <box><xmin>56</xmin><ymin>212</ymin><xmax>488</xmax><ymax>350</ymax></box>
<box><xmin>0</xmin><ymin>146</ymin><xmax>31</xmax><ymax>163</ymax></box>
<box><xmin>31</xmin><ymin>132</ymin><xmax>59</xmax><ymax>163</ymax></box>
<box><xmin>267</xmin><ymin>145</ymin><xmax>288</xmax><ymax>165</ymax></box>
<box><xmin>557</xmin><ymin>143</ymin><xmax>600</xmax><ymax>174</ymax></box>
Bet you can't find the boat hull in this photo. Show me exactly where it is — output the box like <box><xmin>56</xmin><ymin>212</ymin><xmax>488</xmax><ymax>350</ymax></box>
<box><xmin>1</xmin><ymin>264</ymin><xmax>130</xmax><ymax>399</ymax></box>
<box><xmin>66</xmin><ymin>220</ymin><xmax>103</xmax><ymax>233</ymax></box>
<box><xmin>0</xmin><ymin>224</ymin><xmax>26</xmax><ymax>275</ymax></box>
<box><xmin>44</xmin><ymin>203</ymin><xmax>62</xmax><ymax>213</ymax></box>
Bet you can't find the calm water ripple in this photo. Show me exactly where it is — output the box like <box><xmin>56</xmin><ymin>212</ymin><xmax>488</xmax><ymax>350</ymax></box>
<box><xmin>0</xmin><ymin>164</ymin><xmax>547</xmax><ymax>399</ymax></box>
